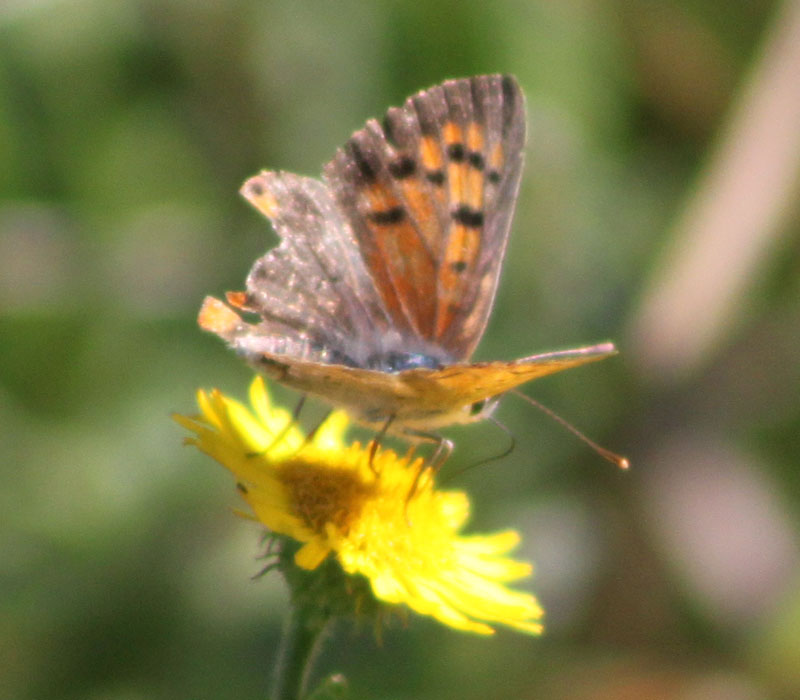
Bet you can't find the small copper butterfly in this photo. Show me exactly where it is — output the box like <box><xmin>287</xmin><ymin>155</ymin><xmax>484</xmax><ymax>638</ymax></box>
<box><xmin>199</xmin><ymin>75</ymin><xmax>616</xmax><ymax>443</ymax></box>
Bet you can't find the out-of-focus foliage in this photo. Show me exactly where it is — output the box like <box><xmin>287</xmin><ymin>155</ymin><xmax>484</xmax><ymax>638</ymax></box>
<box><xmin>1</xmin><ymin>1</ymin><xmax>798</xmax><ymax>699</ymax></box>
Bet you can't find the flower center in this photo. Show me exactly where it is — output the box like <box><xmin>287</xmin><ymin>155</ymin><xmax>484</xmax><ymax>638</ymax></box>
<box><xmin>279</xmin><ymin>461</ymin><xmax>377</xmax><ymax>535</ymax></box>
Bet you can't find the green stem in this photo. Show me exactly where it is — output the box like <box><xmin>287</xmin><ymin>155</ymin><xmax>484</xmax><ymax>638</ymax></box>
<box><xmin>271</xmin><ymin>607</ymin><xmax>329</xmax><ymax>700</ymax></box>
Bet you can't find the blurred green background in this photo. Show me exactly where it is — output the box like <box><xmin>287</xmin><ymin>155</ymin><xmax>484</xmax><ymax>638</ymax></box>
<box><xmin>2</xmin><ymin>0</ymin><xmax>800</xmax><ymax>698</ymax></box>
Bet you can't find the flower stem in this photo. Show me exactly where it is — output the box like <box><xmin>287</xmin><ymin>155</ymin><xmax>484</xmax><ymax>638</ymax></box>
<box><xmin>271</xmin><ymin>606</ymin><xmax>329</xmax><ymax>700</ymax></box>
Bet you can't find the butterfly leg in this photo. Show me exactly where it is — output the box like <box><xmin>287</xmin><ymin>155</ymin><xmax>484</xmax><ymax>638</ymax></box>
<box><xmin>271</xmin><ymin>394</ymin><xmax>307</xmax><ymax>449</ymax></box>
<box><xmin>246</xmin><ymin>394</ymin><xmax>307</xmax><ymax>457</ymax></box>
<box><xmin>304</xmin><ymin>408</ymin><xmax>332</xmax><ymax>444</ymax></box>
<box><xmin>281</xmin><ymin>407</ymin><xmax>334</xmax><ymax>461</ymax></box>
<box><xmin>404</xmin><ymin>429</ymin><xmax>452</xmax><ymax>469</ymax></box>
<box><xmin>430</xmin><ymin>436</ymin><xmax>453</xmax><ymax>470</ymax></box>
<box><xmin>401</xmin><ymin>430</ymin><xmax>453</xmax><ymax>504</ymax></box>
<box><xmin>368</xmin><ymin>414</ymin><xmax>396</xmax><ymax>473</ymax></box>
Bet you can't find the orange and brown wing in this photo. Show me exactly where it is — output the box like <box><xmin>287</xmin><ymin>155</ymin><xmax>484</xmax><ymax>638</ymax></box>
<box><xmin>417</xmin><ymin>75</ymin><xmax>526</xmax><ymax>359</ymax></box>
<box><xmin>323</xmin><ymin>75</ymin><xmax>526</xmax><ymax>361</ymax></box>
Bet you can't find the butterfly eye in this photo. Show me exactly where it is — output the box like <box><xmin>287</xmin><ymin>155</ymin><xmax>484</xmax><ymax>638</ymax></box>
<box><xmin>469</xmin><ymin>399</ymin><xmax>488</xmax><ymax>417</ymax></box>
<box><xmin>468</xmin><ymin>397</ymin><xmax>500</xmax><ymax>420</ymax></box>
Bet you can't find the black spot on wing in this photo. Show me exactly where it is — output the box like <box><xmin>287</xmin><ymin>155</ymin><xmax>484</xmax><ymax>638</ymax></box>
<box><xmin>452</xmin><ymin>205</ymin><xmax>484</xmax><ymax>228</ymax></box>
<box><xmin>447</xmin><ymin>143</ymin><xmax>466</xmax><ymax>162</ymax></box>
<box><xmin>468</xmin><ymin>152</ymin><xmax>484</xmax><ymax>170</ymax></box>
<box><xmin>426</xmin><ymin>169</ymin><xmax>445</xmax><ymax>185</ymax></box>
<box><xmin>388</xmin><ymin>156</ymin><xmax>416</xmax><ymax>179</ymax></box>
<box><xmin>367</xmin><ymin>206</ymin><xmax>406</xmax><ymax>225</ymax></box>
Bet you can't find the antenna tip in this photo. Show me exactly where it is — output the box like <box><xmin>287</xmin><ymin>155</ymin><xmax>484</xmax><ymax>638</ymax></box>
<box><xmin>598</xmin><ymin>448</ymin><xmax>629</xmax><ymax>471</ymax></box>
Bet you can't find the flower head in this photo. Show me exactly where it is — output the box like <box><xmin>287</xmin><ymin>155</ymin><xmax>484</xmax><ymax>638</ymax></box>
<box><xmin>175</xmin><ymin>376</ymin><xmax>543</xmax><ymax>635</ymax></box>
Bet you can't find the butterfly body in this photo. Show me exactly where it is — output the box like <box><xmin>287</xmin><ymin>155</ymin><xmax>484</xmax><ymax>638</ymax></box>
<box><xmin>200</xmin><ymin>75</ymin><xmax>617</xmax><ymax>437</ymax></box>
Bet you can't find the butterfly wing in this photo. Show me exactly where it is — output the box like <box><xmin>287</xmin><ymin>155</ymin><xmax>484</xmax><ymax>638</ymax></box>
<box><xmin>324</xmin><ymin>74</ymin><xmax>526</xmax><ymax>362</ymax></box>
<box><xmin>198</xmin><ymin>295</ymin><xmax>444</xmax><ymax>425</ymax></box>
<box><xmin>399</xmin><ymin>344</ymin><xmax>618</xmax><ymax>414</ymax></box>
<box><xmin>204</xmin><ymin>171</ymin><xmax>402</xmax><ymax>367</ymax></box>
<box><xmin>199</xmin><ymin>305</ymin><xmax>617</xmax><ymax>432</ymax></box>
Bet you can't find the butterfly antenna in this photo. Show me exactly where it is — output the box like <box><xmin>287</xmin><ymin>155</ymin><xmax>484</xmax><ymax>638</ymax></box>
<box><xmin>510</xmin><ymin>389</ymin><xmax>629</xmax><ymax>470</ymax></box>
<box><xmin>439</xmin><ymin>416</ymin><xmax>516</xmax><ymax>485</ymax></box>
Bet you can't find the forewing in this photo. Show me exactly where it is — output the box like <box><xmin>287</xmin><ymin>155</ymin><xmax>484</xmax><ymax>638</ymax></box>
<box><xmin>324</xmin><ymin>106</ymin><xmax>440</xmax><ymax>343</ymax></box>
<box><xmin>324</xmin><ymin>74</ymin><xmax>526</xmax><ymax>361</ymax></box>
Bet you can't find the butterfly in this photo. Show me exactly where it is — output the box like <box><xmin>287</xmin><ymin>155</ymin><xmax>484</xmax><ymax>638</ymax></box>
<box><xmin>199</xmin><ymin>74</ymin><xmax>616</xmax><ymax>444</ymax></box>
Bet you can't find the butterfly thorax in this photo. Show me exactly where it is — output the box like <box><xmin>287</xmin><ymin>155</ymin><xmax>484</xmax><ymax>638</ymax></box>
<box><xmin>316</xmin><ymin>330</ymin><xmax>455</xmax><ymax>373</ymax></box>
<box><xmin>365</xmin><ymin>351</ymin><xmax>444</xmax><ymax>372</ymax></box>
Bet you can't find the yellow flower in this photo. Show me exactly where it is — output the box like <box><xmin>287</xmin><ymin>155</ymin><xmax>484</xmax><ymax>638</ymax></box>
<box><xmin>174</xmin><ymin>376</ymin><xmax>544</xmax><ymax>636</ymax></box>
